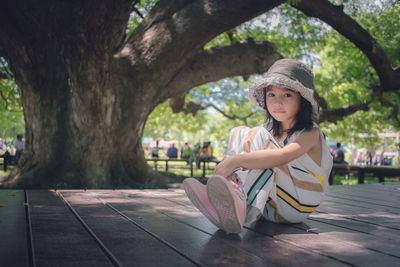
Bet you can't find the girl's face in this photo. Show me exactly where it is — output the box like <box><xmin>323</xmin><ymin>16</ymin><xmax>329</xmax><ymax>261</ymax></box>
<box><xmin>265</xmin><ymin>85</ymin><xmax>301</xmax><ymax>128</ymax></box>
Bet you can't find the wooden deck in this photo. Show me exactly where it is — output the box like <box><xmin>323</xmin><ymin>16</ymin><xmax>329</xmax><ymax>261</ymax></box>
<box><xmin>1</xmin><ymin>182</ymin><xmax>400</xmax><ymax>266</ymax></box>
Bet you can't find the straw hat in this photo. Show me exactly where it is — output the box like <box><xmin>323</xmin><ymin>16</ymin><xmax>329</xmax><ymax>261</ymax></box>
<box><xmin>248</xmin><ymin>58</ymin><xmax>319</xmax><ymax>115</ymax></box>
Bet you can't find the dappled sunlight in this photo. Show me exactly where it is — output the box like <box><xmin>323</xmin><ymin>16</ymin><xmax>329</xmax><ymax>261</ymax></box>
<box><xmin>318</xmin><ymin>231</ymin><xmax>400</xmax><ymax>257</ymax></box>
<box><xmin>311</xmin><ymin>210</ymin><xmax>400</xmax><ymax>226</ymax></box>
<box><xmin>311</xmin><ymin>212</ymin><xmax>355</xmax><ymax>221</ymax></box>
<box><xmin>202</xmin><ymin>2</ymin><xmax>215</xmax><ymax>15</ymax></box>
<box><xmin>114</xmin><ymin>44</ymin><xmax>132</xmax><ymax>59</ymax></box>
<box><xmin>162</xmin><ymin>207</ymin><xmax>203</xmax><ymax>218</ymax></box>
<box><xmin>273</xmin><ymin>229</ymin><xmax>400</xmax><ymax>263</ymax></box>
<box><xmin>277</xmin><ymin>232</ymin><xmax>374</xmax><ymax>256</ymax></box>
<box><xmin>357</xmin><ymin>212</ymin><xmax>400</xmax><ymax>220</ymax></box>
<box><xmin>64</xmin><ymin>189</ymin><xmax>206</xmax><ymax>222</ymax></box>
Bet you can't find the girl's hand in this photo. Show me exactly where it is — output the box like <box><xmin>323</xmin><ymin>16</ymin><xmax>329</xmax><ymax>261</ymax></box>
<box><xmin>215</xmin><ymin>155</ymin><xmax>239</xmax><ymax>178</ymax></box>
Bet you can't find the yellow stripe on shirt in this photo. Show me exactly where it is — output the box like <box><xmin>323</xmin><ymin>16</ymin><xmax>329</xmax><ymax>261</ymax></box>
<box><xmin>307</xmin><ymin>169</ymin><xmax>325</xmax><ymax>185</ymax></box>
<box><xmin>276</xmin><ymin>186</ymin><xmax>318</xmax><ymax>213</ymax></box>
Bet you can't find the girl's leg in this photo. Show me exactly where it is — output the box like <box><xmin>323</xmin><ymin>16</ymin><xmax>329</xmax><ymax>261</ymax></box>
<box><xmin>206</xmin><ymin>175</ymin><xmax>247</xmax><ymax>234</ymax></box>
<box><xmin>183</xmin><ymin>178</ymin><xmax>221</xmax><ymax>228</ymax></box>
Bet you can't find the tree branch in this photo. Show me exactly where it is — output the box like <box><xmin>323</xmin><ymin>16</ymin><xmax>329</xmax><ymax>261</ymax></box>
<box><xmin>131</xmin><ymin>0</ymin><xmax>144</xmax><ymax>19</ymax></box>
<box><xmin>120</xmin><ymin>0</ymin><xmax>285</xmax><ymax>86</ymax></box>
<box><xmin>173</xmin><ymin>95</ymin><xmax>373</xmax><ymax>125</ymax></box>
<box><xmin>293</xmin><ymin>0</ymin><xmax>400</xmax><ymax>92</ymax></box>
<box><xmin>164</xmin><ymin>39</ymin><xmax>281</xmax><ymax>98</ymax></box>
<box><xmin>377</xmin><ymin>88</ymin><xmax>400</xmax><ymax>123</ymax></box>
<box><xmin>313</xmin><ymin>90</ymin><xmax>328</xmax><ymax>109</ymax></box>
<box><xmin>208</xmin><ymin>103</ymin><xmax>254</xmax><ymax>124</ymax></box>
<box><xmin>318</xmin><ymin>102</ymin><xmax>370</xmax><ymax>123</ymax></box>
<box><xmin>169</xmin><ymin>96</ymin><xmax>253</xmax><ymax>125</ymax></box>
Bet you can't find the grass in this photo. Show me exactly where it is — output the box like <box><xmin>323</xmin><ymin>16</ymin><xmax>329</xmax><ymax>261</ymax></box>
<box><xmin>0</xmin><ymin>167</ymin><xmax>14</xmax><ymax>178</ymax></box>
<box><xmin>0</xmin><ymin>165</ymin><xmax>15</xmax><ymax>184</ymax></box>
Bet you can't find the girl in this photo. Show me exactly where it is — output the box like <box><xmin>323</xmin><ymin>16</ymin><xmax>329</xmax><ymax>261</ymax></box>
<box><xmin>183</xmin><ymin>59</ymin><xmax>333</xmax><ymax>234</ymax></box>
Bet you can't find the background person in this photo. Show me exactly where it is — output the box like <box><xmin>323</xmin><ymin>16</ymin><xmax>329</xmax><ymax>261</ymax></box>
<box><xmin>151</xmin><ymin>140</ymin><xmax>160</xmax><ymax>158</ymax></box>
<box><xmin>333</xmin><ymin>142</ymin><xmax>345</xmax><ymax>164</ymax></box>
<box><xmin>166</xmin><ymin>143</ymin><xmax>178</xmax><ymax>159</ymax></box>
<box><xmin>181</xmin><ymin>142</ymin><xmax>195</xmax><ymax>164</ymax></box>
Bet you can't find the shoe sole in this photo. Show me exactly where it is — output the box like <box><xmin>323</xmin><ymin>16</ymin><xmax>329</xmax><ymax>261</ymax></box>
<box><xmin>207</xmin><ymin>176</ymin><xmax>242</xmax><ymax>234</ymax></box>
<box><xmin>183</xmin><ymin>179</ymin><xmax>221</xmax><ymax>228</ymax></box>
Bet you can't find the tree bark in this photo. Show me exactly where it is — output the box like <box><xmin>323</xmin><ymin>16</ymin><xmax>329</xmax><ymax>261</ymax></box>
<box><xmin>166</xmin><ymin>39</ymin><xmax>280</xmax><ymax>97</ymax></box>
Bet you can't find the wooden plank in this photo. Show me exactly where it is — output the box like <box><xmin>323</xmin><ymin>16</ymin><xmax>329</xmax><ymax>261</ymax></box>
<box><xmin>328</xmin><ymin>184</ymin><xmax>400</xmax><ymax>201</ymax></box>
<box><xmin>69</xmin><ymin>190</ymin><xmax>276</xmax><ymax>267</ymax></box>
<box><xmin>169</xmin><ymin>188</ymin><xmax>400</xmax><ymax>239</ymax></box>
<box><xmin>112</xmin><ymin>189</ymin><xmax>350</xmax><ymax>267</ymax></box>
<box><xmin>15</xmin><ymin>183</ymin><xmax>399</xmax><ymax>266</ymax></box>
<box><xmin>261</xmin><ymin>224</ymin><xmax>400</xmax><ymax>267</ymax></box>
<box><xmin>322</xmin><ymin>194</ymin><xmax>400</xmax><ymax>215</ymax></box>
<box><xmin>59</xmin><ymin>190</ymin><xmax>197</xmax><ymax>267</ymax></box>
<box><xmin>326</xmin><ymin>187</ymin><xmax>400</xmax><ymax>209</ymax></box>
<box><xmin>322</xmin><ymin>185</ymin><xmax>400</xmax><ymax>230</ymax></box>
<box><xmin>27</xmin><ymin>190</ymin><xmax>113</xmax><ymax>267</ymax></box>
<box><xmin>329</xmin><ymin>183</ymin><xmax>400</xmax><ymax>199</ymax></box>
<box><xmin>315</xmin><ymin>201</ymin><xmax>400</xmax><ymax>229</ymax></box>
<box><xmin>166</xmin><ymin>188</ymin><xmax>400</xmax><ymax>267</ymax></box>
<box><xmin>359</xmin><ymin>182</ymin><xmax>400</xmax><ymax>192</ymax></box>
<box><xmin>294</xmin><ymin>217</ymin><xmax>400</xmax><ymax>258</ymax></box>
<box><xmin>323</xmin><ymin>196</ymin><xmax>400</xmax><ymax>213</ymax></box>
<box><xmin>328</xmin><ymin>185</ymin><xmax>400</xmax><ymax>202</ymax></box>
<box><xmin>321</xmin><ymin>196</ymin><xmax>400</xmax><ymax>215</ymax></box>
<box><xmin>309</xmin><ymin>211</ymin><xmax>400</xmax><ymax>243</ymax></box>
<box><xmin>0</xmin><ymin>190</ymin><xmax>30</xmax><ymax>267</ymax></box>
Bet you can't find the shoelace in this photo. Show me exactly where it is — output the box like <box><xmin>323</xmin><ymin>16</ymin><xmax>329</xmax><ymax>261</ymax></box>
<box><xmin>232</xmin><ymin>169</ymin><xmax>246</xmax><ymax>200</ymax></box>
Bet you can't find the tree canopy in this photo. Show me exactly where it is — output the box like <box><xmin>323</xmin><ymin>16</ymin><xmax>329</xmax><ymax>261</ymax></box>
<box><xmin>147</xmin><ymin>0</ymin><xmax>399</xmax><ymax>150</ymax></box>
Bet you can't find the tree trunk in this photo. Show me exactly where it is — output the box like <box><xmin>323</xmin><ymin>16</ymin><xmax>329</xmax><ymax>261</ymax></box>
<box><xmin>6</xmin><ymin>45</ymin><xmax>158</xmax><ymax>188</ymax></box>
<box><xmin>5</xmin><ymin>45</ymin><xmax>145</xmax><ymax>187</ymax></box>
<box><xmin>0</xmin><ymin>0</ymin><xmax>154</xmax><ymax>188</ymax></box>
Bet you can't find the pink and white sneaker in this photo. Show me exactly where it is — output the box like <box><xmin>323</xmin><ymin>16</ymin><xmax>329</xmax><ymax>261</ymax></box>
<box><xmin>206</xmin><ymin>175</ymin><xmax>247</xmax><ymax>234</ymax></box>
<box><xmin>183</xmin><ymin>178</ymin><xmax>221</xmax><ymax>228</ymax></box>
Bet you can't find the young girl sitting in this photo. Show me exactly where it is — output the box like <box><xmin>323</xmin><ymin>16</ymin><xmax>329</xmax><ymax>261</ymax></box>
<box><xmin>183</xmin><ymin>58</ymin><xmax>333</xmax><ymax>234</ymax></box>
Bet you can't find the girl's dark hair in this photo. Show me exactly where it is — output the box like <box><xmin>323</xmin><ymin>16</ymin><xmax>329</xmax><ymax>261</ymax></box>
<box><xmin>263</xmin><ymin>88</ymin><xmax>313</xmax><ymax>138</ymax></box>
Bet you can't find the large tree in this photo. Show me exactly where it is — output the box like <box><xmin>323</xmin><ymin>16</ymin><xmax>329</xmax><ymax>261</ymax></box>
<box><xmin>0</xmin><ymin>0</ymin><xmax>398</xmax><ymax>188</ymax></box>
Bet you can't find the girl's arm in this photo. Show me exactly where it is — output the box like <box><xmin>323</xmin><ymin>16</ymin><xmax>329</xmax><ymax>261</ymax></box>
<box><xmin>215</xmin><ymin>128</ymin><xmax>320</xmax><ymax>178</ymax></box>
